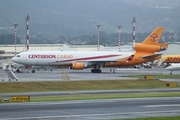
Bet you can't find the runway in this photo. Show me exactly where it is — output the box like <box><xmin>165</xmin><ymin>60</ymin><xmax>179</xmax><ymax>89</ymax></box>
<box><xmin>0</xmin><ymin>97</ymin><xmax>180</xmax><ymax>120</ymax></box>
<box><xmin>0</xmin><ymin>67</ymin><xmax>179</xmax><ymax>82</ymax></box>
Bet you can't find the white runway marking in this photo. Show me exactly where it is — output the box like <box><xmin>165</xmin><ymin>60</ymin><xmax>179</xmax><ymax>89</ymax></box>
<box><xmin>144</xmin><ymin>104</ymin><xmax>180</xmax><ymax>107</ymax></box>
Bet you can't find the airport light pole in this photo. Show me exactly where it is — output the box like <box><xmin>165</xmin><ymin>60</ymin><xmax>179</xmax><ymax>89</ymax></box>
<box><xmin>132</xmin><ymin>17</ymin><xmax>136</xmax><ymax>46</ymax></box>
<box><xmin>13</xmin><ymin>23</ymin><xmax>18</xmax><ymax>56</ymax></box>
<box><xmin>118</xmin><ymin>25</ymin><xmax>122</xmax><ymax>52</ymax></box>
<box><xmin>97</xmin><ymin>25</ymin><xmax>101</xmax><ymax>51</ymax></box>
<box><xmin>26</xmin><ymin>14</ymin><xmax>30</xmax><ymax>51</ymax></box>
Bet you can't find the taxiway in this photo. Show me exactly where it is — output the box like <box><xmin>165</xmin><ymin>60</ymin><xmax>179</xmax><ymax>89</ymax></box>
<box><xmin>0</xmin><ymin>67</ymin><xmax>179</xmax><ymax>82</ymax></box>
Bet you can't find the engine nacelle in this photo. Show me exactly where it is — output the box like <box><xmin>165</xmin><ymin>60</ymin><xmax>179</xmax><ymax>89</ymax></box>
<box><xmin>135</xmin><ymin>44</ymin><xmax>167</xmax><ymax>52</ymax></box>
<box><xmin>72</xmin><ymin>62</ymin><xmax>85</xmax><ymax>70</ymax></box>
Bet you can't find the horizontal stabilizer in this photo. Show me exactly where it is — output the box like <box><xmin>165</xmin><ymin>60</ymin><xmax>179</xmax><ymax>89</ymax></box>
<box><xmin>142</xmin><ymin>54</ymin><xmax>162</xmax><ymax>59</ymax></box>
<box><xmin>151</xmin><ymin>43</ymin><xmax>168</xmax><ymax>48</ymax></box>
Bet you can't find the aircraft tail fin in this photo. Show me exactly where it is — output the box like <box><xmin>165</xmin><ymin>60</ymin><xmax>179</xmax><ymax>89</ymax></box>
<box><xmin>142</xmin><ymin>27</ymin><xmax>164</xmax><ymax>44</ymax></box>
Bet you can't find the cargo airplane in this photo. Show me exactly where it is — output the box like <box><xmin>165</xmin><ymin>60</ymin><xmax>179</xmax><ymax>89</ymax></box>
<box><xmin>12</xmin><ymin>51</ymin><xmax>134</xmax><ymax>73</ymax></box>
<box><xmin>161</xmin><ymin>55</ymin><xmax>180</xmax><ymax>74</ymax></box>
<box><xmin>165</xmin><ymin>63</ymin><xmax>180</xmax><ymax>74</ymax></box>
<box><xmin>12</xmin><ymin>27</ymin><xmax>167</xmax><ymax>73</ymax></box>
<box><xmin>162</xmin><ymin>55</ymin><xmax>180</xmax><ymax>63</ymax></box>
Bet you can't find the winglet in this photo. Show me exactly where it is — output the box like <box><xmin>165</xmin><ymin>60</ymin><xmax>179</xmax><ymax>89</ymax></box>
<box><xmin>142</xmin><ymin>27</ymin><xmax>164</xmax><ymax>44</ymax></box>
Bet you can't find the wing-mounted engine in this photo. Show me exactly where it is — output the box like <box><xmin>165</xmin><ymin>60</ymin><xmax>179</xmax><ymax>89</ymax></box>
<box><xmin>135</xmin><ymin>44</ymin><xmax>167</xmax><ymax>52</ymax></box>
<box><xmin>71</xmin><ymin>62</ymin><xmax>87</xmax><ymax>70</ymax></box>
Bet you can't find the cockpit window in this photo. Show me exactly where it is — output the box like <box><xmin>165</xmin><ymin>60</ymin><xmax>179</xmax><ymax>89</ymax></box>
<box><xmin>164</xmin><ymin>63</ymin><xmax>171</xmax><ymax>68</ymax></box>
<box><xmin>16</xmin><ymin>55</ymin><xmax>20</xmax><ymax>57</ymax></box>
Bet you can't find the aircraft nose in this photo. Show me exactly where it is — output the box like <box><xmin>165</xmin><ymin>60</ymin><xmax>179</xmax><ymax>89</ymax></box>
<box><xmin>12</xmin><ymin>56</ymin><xmax>17</xmax><ymax>62</ymax></box>
<box><xmin>165</xmin><ymin>66</ymin><xmax>170</xmax><ymax>70</ymax></box>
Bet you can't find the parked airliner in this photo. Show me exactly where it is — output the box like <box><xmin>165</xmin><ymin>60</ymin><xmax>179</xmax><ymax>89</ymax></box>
<box><xmin>12</xmin><ymin>51</ymin><xmax>134</xmax><ymax>73</ymax></box>
<box><xmin>11</xmin><ymin>27</ymin><xmax>168</xmax><ymax>73</ymax></box>
<box><xmin>165</xmin><ymin>63</ymin><xmax>180</xmax><ymax>74</ymax></box>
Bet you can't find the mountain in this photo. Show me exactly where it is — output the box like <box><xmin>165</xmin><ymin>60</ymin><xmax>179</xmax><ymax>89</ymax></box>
<box><xmin>0</xmin><ymin>0</ymin><xmax>180</xmax><ymax>38</ymax></box>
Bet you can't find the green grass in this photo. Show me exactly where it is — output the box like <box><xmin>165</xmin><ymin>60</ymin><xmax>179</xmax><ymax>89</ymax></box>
<box><xmin>113</xmin><ymin>116</ymin><xmax>180</xmax><ymax>120</ymax></box>
<box><xmin>0</xmin><ymin>79</ymin><xmax>179</xmax><ymax>103</ymax></box>
<box><xmin>24</xmin><ymin>92</ymin><xmax>180</xmax><ymax>102</ymax></box>
<box><xmin>0</xmin><ymin>79</ymin><xmax>179</xmax><ymax>93</ymax></box>
<box><xmin>1</xmin><ymin>92</ymin><xmax>180</xmax><ymax>103</ymax></box>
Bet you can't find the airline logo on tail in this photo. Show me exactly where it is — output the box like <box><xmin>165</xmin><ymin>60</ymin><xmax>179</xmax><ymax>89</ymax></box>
<box><xmin>142</xmin><ymin>27</ymin><xmax>164</xmax><ymax>44</ymax></box>
<box><xmin>150</xmin><ymin>33</ymin><xmax>158</xmax><ymax>42</ymax></box>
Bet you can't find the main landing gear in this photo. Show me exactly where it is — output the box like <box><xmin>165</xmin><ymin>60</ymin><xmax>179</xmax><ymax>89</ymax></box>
<box><xmin>91</xmin><ymin>68</ymin><xmax>101</xmax><ymax>73</ymax></box>
<box><xmin>91</xmin><ymin>64</ymin><xmax>102</xmax><ymax>73</ymax></box>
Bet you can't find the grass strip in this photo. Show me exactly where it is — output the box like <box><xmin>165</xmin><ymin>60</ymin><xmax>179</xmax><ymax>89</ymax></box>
<box><xmin>1</xmin><ymin>92</ymin><xmax>179</xmax><ymax>103</ymax></box>
<box><xmin>30</xmin><ymin>92</ymin><xmax>180</xmax><ymax>102</ymax></box>
<box><xmin>0</xmin><ymin>80</ymin><xmax>179</xmax><ymax>93</ymax></box>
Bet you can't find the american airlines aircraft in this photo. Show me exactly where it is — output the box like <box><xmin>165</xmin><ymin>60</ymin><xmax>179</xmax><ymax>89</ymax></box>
<box><xmin>12</xmin><ymin>51</ymin><xmax>134</xmax><ymax>73</ymax></box>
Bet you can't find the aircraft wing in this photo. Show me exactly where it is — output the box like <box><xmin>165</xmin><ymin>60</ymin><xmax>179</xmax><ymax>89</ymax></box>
<box><xmin>142</xmin><ymin>54</ymin><xmax>162</xmax><ymax>59</ymax></box>
<box><xmin>101</xmin><ymin>55</ymin><xmax>135</xmax><ymax>65</ymax></box>
<box><xmin>115</xmin><ymin>54</ymin><xmax>135</xmax><ymax>62</ymax></box>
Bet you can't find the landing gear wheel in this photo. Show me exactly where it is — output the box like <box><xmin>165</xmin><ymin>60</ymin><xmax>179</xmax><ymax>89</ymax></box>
<box><xmin>16</xmin><ymin>69</ymin><xmax>20</xmax><ymax>73</ymax></box>
<box><xmin>32</xmin><ymin>69</ymin><xmax>35</xmax><ymax>73</ymax></box>
<box><xmin>97</xmin><ymin>69</ymin><xmax>101</xmax><ymax>73</ymax></box>
<box><xmin>91</xmin><ymin>69</ymin><xmax>101</xmax><ymax>73</ymax></box>
<box><xmin>91</xmin><ymin>69</ymin><xmax>95</xmax><ymax>73</ymax></box>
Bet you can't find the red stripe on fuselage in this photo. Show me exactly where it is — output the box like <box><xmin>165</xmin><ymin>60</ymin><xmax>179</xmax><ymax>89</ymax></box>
<box><xmin>51</xmin><ymin>54</ymin><xmax>121</xmax><ymax>63</ymax></box>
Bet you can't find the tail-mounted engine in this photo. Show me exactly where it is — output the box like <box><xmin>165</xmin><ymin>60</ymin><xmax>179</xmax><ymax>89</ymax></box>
<box><xmin>135</xmin><ymin>44</ymin><xmax>167</xmax><ymax>52</ymax></box>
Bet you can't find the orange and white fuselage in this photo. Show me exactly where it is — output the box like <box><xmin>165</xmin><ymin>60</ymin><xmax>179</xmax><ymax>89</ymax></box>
<box><xmin>12</xmin><ymin>51</ymin><xmax>134</xmax><ymax>67</ymax></box>
<box><xmin>11</xmin><ymin>27</ymin><xmax>168</xmax><ymax>73</ymax></box>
